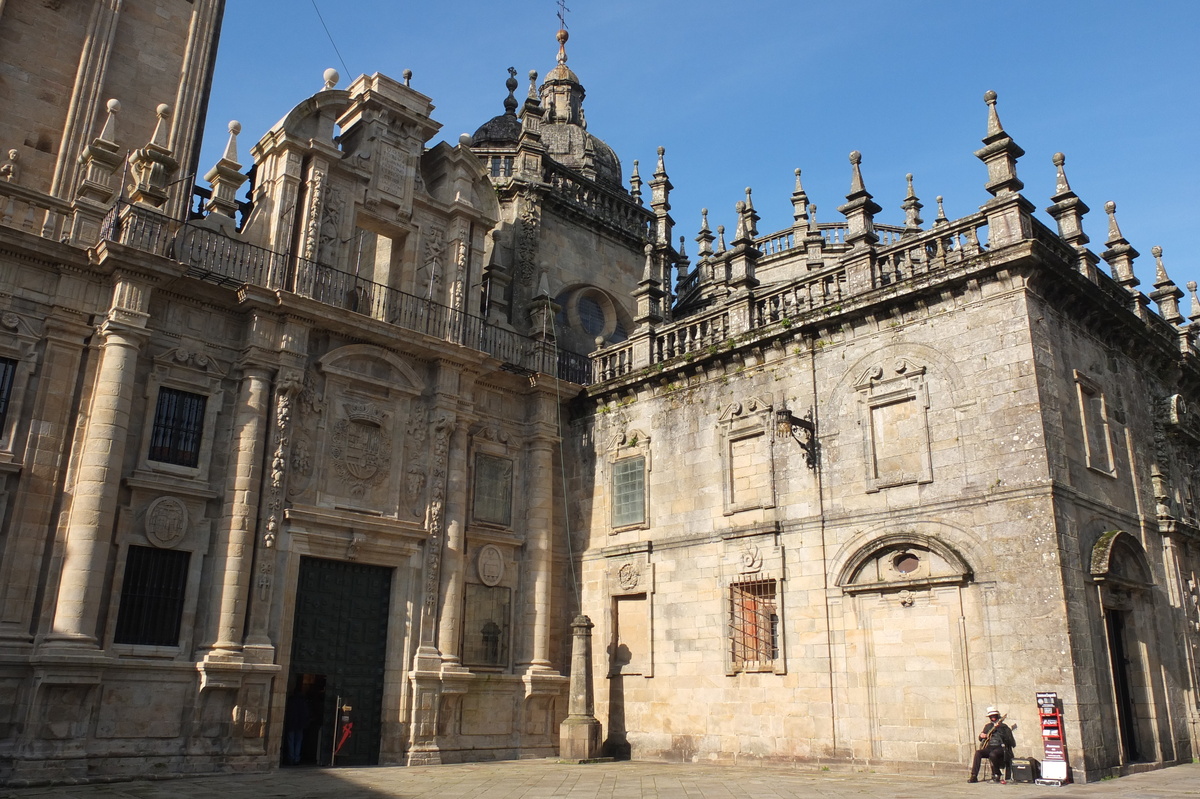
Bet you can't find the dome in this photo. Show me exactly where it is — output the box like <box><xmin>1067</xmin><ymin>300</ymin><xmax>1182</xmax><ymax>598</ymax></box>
<box><xmin>472</xmin><ymin>112</ymin><xmax>521</xmax><ymax>147</ymax></box>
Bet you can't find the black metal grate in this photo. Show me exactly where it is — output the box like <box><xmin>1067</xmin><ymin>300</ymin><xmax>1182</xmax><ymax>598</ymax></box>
<box><xmin>462</xmin><ymin>584</ymin><xmax>510</xmax><ymax>667</ymax></box>
<box><xmin>0</xmin><ymin>357</ymin><xmax>15</xmax><ymax>436</ymax></box>
<box><xmin>148</xmin><ymin>387</ymin><xmax>207</xmax><ymax>467</ymax></box>
<box><xmin>113</xmin><ymin>545</ymin><xmax>190</xmax><ymax>646</ymax></box>
<box><xmin>730</xmin><ymin>578</ymin><xmax>778</xmax><ymax>670</ymax></box>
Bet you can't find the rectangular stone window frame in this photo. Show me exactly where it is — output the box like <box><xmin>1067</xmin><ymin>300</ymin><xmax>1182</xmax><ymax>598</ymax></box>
<box><xmin>471</xmin><ymin>451</ymin><xmax>514</xmax><ymax>528</ymax></box>
<box><xmin>1075</xmin><ymin>370</ymin><xmax>1116</xmax><ymax>477</ymax></box>
<box><xmin>0</xmin><ymin>329</ymin><xmax>36</xmax><ymax>460</ymax></box>
<box><xmin>720</xmin><ymin>529</ymin><xmax>785</xmax><ymax>677</ymax></box>
<box><xmin>460</xmin><ymin>582</ymin><xmax>512</xmax><ymax>670</ymax></box>
<box><xmin>607</xmin><ymin>431</ymin><xmax>650</xmax><ymax>532</ymax></box>
<box><xmin>135</xmin><ymin>365</ymin><xmax>224</xmax><ymax>483</ymax></box>
<box><xmin>858</xmin><ymin>372</ymin><xmax>933</xmax><ymax>493</ymax></box>
<box><xmin>106</xmin><ymin>536</ymin><xmax>205</xmax><ymax>658</ymax></box>
<box><xmin>719</xmin><ymin>404</ymin><xmax>777</xmax><ymax>515</ymax></box>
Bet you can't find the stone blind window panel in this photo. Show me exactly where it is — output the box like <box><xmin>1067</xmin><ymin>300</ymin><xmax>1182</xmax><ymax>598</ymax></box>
<box><xmin>610</xmin><ymin>593</ymin><xmax>650</xmax><ymax>676</ymax></box>
<box><xmin>856</xmin><ymin>361</ymin><xmax>932</xmax><ymax>492</ymax></box>
<box><xmin>1075</xmin><ymin>371</ymin><xmax>1116</xmax><ymax>476</ymax></box>
<box><xmin>147</xmin><ymin>387</ymin><xmax>207</xmax><ymax>468</ymax></box>
<box><xmin>112</xmin><ymin>544</ymin><xmax>190</xmax><ymax>647</ymax></box>
<box><xmin>473</xmin><ymin>453</ymin><xmax>513</xmax><ymax>527</ymax></box>
<box><xmin>728</xmin><ymin>578</ymin><xmax>781</xmax><ymax>674</ymax></box>
<box><xmin>719</xmin><ymin>398</ymin><xmax>777</xmax><ymax>515</ymax></box>
<box><xmin>461</xmin><ymin>583</ymin><xmax>511</xmax><ymax>669</ymax></box>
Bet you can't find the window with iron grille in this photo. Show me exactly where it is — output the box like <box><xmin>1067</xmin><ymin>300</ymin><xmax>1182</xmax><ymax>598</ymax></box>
<box><xmin>612</xmin><ymin>455</ymin><xmax>645</xmax><ymax>527</ymax></box>
<box><xmin>113</xmin><ymin>545</ymin><xmax>190</xmax><ymax>646</ymax></box>
<box><xmin>729</xmin><ymin>578</ymin><xmax>779</xmax><ymax>672</ymax></box>
<box><xmin>148</xmin><ymin>388</ymin><xmax>207</xmax><ymax>467</ymax></box>
<box><xmin>462</xmin><ymin>583</ymin><xmax>510</xmax><ymax>668</ymax></box>
<box><xmin>0</xmin><ymin>357</ymin><xmax>15</xmax><ymax>438</ymax></box>
<box><xmin>473</xmin><ymin>453</ymin><xmax>513</xmax><ymax>526</ymax></box>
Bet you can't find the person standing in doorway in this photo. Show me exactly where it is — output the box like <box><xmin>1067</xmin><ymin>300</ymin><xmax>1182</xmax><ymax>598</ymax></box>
<box><xmin>284</xmin><ymin>682</ymin><xmax>311</xmax><ymax>766</ymax></box>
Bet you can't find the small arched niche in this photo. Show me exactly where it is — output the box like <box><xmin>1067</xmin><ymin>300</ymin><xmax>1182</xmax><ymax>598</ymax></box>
<box><xmin>837</xmin><ymin>532</ymin><xmax>973</xmax><ymax>595</ymax></box>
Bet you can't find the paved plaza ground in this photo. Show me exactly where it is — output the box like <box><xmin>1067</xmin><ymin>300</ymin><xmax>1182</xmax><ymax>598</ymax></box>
<box><xmin>3</xmin><ymin>760</ymin><xmax>1197</xmax><ymax>799</ymax></box>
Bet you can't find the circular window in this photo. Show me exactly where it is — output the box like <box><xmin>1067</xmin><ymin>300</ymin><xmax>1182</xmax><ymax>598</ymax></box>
<box><xmin>893</xmin><ymin>552</ymin><xmax>920</xmax><ymax>574</ymax></box>
<box><xmin>577</xmin><ymin>293</ymin><xmax>607</xmax><ymax>337</ymax></box>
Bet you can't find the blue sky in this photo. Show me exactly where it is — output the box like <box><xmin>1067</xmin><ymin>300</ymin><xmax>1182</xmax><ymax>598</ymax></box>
<box><xmin>200</xmin><ymin>0</ymin><xmax>1199</xmax><ymax>302</ymax></box>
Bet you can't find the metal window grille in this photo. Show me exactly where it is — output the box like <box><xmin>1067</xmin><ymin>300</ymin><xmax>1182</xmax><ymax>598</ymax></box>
<box><xmin>473</xmin><ymin>454</ymin><xmax>513</xmax><ymax>526</ymax></box>
<box><xmin>148</xmin><ymin>387</ymin><xmax>207</xmax><ymax>467</ymax></box>
<box><xmin>0</xmin><ymin>357</ymin><xmax>15</xmax><ymax>437</ymax></box>
<box><xmin>113</xmin><ymin>545</ymin><xmax>190</xmax><ymax>646</ymax></box>
<box><xmin>462</xmin><ymin>584</ymin><xmax>510</xmax><ymax>667</ymax></box>
<box><xmin>612</xmin><ymin>455</ymin><xmax>645</xmax><ymax>527</ymax></box>
<box><xmin>730</xmin><ymin>578</ymin><xmax>778</xmax><ymax>670</ymax></box>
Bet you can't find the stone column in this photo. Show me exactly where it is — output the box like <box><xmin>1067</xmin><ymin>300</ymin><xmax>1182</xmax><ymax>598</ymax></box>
<box><xmin>559</xmin><ymin>614</ymin><xmax>602</xmax><ymax>759</ymax></box>
<box><xmin>198</xmin><ymin>364</ymin><xmax>272</xmax><ymax>661</ymax></box>
<box><xmin>44</xmin><ymin>319</ymin><xmax>145</xmax><ymax>647</ymax></box>
<box><xmin>437</xmin><ymin>413</ymin><xmax>470</xmax><ymax>667</ymax></box>
<box><xmin>0</xmin><ymin>315</ymin><xmax>91</xmax><ymax>646</ymax></box>
<box><xmin>519</xmin><ymin>436</ymin><xmax>555</xmax><ymax>672</ymax></box>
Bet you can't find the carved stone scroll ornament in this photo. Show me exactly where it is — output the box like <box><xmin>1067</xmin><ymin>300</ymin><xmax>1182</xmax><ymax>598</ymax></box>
<box><xmin>422</xmin><ymin>414</ymin><xmax>453</xmax><ymax>611</ymax></box>
<box><xmin>516</xmin><ymin>189</ymin><xmax>540</xmax><ymax>286</ymax></box>
<box><xmin>263</xmin><ymin>370</ymin><xmax>304</xmax><ymax>548</ymax></box>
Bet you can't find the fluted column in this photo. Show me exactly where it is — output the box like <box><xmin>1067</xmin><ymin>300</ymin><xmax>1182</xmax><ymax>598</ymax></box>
<box><xmin>44</xmin><ymin>320</ymin><xmax>145</xmax><ymax>647</ymax></box>
<box><xmin>198</xmin><ymin>364</ymin><xmax>273</xmax><ymax>661</ymax></box>
<box><xmin>520</xmin><ymin>436</ymin><xmax>555</xmax><ymax>671</ymax></box>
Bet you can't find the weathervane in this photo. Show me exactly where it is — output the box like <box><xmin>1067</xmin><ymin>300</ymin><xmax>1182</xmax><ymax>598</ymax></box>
<box><xmin>556</xmin><ymin>0</ymin><xmax>570</xmax><ymax>29</ymax></box>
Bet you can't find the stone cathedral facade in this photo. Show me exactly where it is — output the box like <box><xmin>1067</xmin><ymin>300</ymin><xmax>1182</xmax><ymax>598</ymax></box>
<box><xmin>1</xmin><ymin>1</ymin><xmax>1199</xmax><ymax>787</ymax></box>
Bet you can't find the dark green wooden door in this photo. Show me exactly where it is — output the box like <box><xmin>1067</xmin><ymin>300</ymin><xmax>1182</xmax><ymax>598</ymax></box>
<box><xmin>290</xmin><ymin>557</ymin><xmax>392</xmax><ymax>766</ymax></box>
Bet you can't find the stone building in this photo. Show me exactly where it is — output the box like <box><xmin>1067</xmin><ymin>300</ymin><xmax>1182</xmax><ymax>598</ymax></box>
<box><xmin>1</xmin><ymin>2</ymin><xmax>1199</xmax><ymax>788</ymax></box>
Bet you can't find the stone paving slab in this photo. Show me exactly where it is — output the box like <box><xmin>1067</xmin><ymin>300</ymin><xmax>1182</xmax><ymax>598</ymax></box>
<box><xmin>4</xmin><ymin>760</ymin><xmax>1197</xmax><ymax>799</ymax></box>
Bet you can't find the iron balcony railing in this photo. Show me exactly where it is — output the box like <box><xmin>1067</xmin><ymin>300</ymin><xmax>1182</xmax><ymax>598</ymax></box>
<box><xmin>99</xmin><ymin>201</ymin><xmax>592</xmax><ymax>385</ymax></box>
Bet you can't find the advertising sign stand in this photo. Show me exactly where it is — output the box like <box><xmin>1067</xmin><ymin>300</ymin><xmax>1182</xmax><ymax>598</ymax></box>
<box><xmin>1035</xmin><ymin>692</ymin><xmax>1071</xmax><ymax>786</ymax></box>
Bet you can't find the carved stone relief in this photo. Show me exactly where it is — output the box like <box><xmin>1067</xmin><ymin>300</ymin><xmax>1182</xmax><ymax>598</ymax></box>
<box><xmin>516</xmin><ymin>189</ymin><xmax>540</xmax><ymax>286</ymax></box>
<box><xmin>330</xmin><ymin>402</ymin><xmax>392</xmax><ymax>496</ymax></box>
<box><xmin>145</xmin><ymin>496</ymin><xmax>187</xmax><ymax>548</ymax></box>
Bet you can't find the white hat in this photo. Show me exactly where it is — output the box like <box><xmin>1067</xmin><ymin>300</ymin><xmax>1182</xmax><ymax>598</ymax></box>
<box><xmin>985</xmin><ymin>706</ymin><xmax>1000</xmax><ymax>716</ymax></box>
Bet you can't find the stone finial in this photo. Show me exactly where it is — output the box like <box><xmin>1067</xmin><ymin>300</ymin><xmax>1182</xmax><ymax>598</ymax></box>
<box><xmin>528</xmin><ymin>69</ymin><xmax>539</xmax><ymax>100</ymax></box>
<box><xmin>1046</xmin><ymin>151</ymin><xmax>1091</xmax><ymax>249</ymax></box>
<box><xmin>974</xmin><ymin>90</ymin><xmax>1025</xmax><ymax>197</ymax></box>
<box><xmin>678</xmin><ymin>234</ymin><xmax>687</xmax><ymax>260</ymax></box>
<box><xmin>808</xmin><ymin>203</ymin><xmax>818</xmax><ymax>231</ymax></box>
<box><xmin>696</xmin><ymin>208</ymin><xmax>714</xmax><ymax>257</ymax></box>
<box><xmin>323</xmin><ymin>68</ymin><xmax>340</xmax><ymax>91</ymax></box>
<box><xmin>458</xmin><ymin>133</ymin><xmax>473</xmax><ymax>147</ymax></box>
<box><xmin>901</xmin><ymin>173</ymin><xmax>924</xmax><ymax>234</ymax></box>
<box><xmin>0</xmin><ymin>149</ymin><xmax>18</xmax><ymax>183</ymax></box>
<box><xmin>128</xmin><ymin>102</ymin><xmax>178</xmax><ymax>208</ymax></box>
<box><xmin>150</xmin><ymin>103</ymin><xmax>171</xmax><ymax>149</ymax></box>
<box><xmin>716</xmin><ymin>224</ymin><xmax>726</xmax><ymax>253</ymax></box>
<box><xmin>838</xmin><ymin>150</ymin><xmax>881</xmax><ymax>247</ymax></box>
<box><xmin>504</xmin><ymin>66</ymin><xmax>519</xmax><ymax>114</ymax></box>
<box><xmin>734</xmin><ymin>187</ymin><xmax>758</xmax><ymax>241</ymax></box>
<box><xmin>654</xmin><ymin>145</ymin><xmax>667</xmax><ymax>178</ymax></box>
<box><xmin>629</xmin><ymin>159</ymin><xmax>642</xmax><ymax>204</ymax></box>
<box><xmin>791</xmin><ymin>168</ymin><xmax>810</xmax><ymax>227</ymax></box>
<box><xmin>1187</xmin><ymin>281</ymin><xmax>1200</xmax><ymax>325</ymax></box>
<box><xmin>203</xmin><ymin>120</ymin><xmax>247</xmax><ymax>220</ymax></box>
<box><xmin>98</xmin><ymin>98</ymin><xmax>121</xmax><ymax>145</ymax></box>
<box><xmin>556</xmin><ymin>27</ymin><xmax>569</xmax><ymax>66</ymax></box>
<box><xmin>1149</xmin><ymin>246</ymin><xmax>1185</xmax><ymax>325</ymax></box>
<box><xmin>934</xmin><ymin>195</ymin><xmax>948</xmax><ymax>227</ymax></box>
<box><xmin>402</xmin><ymin>69</ymin><xmax>413</xmax><ymax>87</ymax></box>
<box><xmin>1101</xmin><ymin>201</ymin><xmax>1140</xmax><ymax>289</ymax></box>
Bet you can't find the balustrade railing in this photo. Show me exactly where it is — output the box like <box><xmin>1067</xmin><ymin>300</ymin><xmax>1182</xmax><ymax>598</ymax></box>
<box><xmin>871</xmin><ymin>214</ymin><xmax>988</xmax><ymax>288</ymax></box>
<box><xmin>0</xmin><ymin>182</ymin><xmax>72</xmax><ymax>241</ymax></box>
<box><xmin>543</xmin><ymin>162</ymin><xmax>651</xmax><ymax>241</ymax></box>
<box><xmin>655</xmin><ymin>311</ymin><xmax>730</xmax><ymax>361</ymax></box>
<box><xmin>95</xmin><ymin>202</ymin><xmax>590</xmax><ymax>384</ymax></box>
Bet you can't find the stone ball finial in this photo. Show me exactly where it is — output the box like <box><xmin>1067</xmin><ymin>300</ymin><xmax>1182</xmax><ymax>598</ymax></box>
<box><xmin>1152</xmin><ymin>245</ymin><xmax>1163</xmax><ymax>258</ymax></box>
<box><xmin>1105</xmin><ymin>200</ymin><xmax>1116</xmax><ymax>214</ymax></box>
<box><xmin>156</xmin><ymin>103</ymin><xmax>171</xmax><ymax>118</ymax></box>
<box><xmin>402</xmin><ymin>69</ymin><xmax>413</xmax><ymax>84</ymax></box>
<box><xmin>7</xmin><ymin>149</ymin><xmax>16</xmax><ymax>160</ymax></box>
<box><xmin>643</xmin><ymin>243</ymin><xmax>653</xmax><ymax>256</ymax></box>
<box><xmin>323</xmin><ymin>68</ymin><xmax>340</xmax><ymax>89</ymax></box>
<box><xmin>795</xmin><ymin>168</ymin><xmax>801</xmax><ymax>177</ymax></box>
<box><xmin>657</xmin><ymin>146</ymin><xmax>665</xmax><ymax>156</ymax></box>
<box><xmin>228</xmin><ymin>120</ymin><xmax>242</xmax><ymax>136</ymax></box>
<box><xmin>459</xmin><ymin>133</ymin><xmax>473</xmax><ymax>146</ymax></box>
<box><xmin>984</xmin><ymin>89</ymin><xmax>997</xmax><ymax>104</ymax></box>
<box><xmin>701</xmin><ymin>208</ymin><xmax>708</xmax><ymax>215</ymax></box>
<box><xmin>717</xmin><ymin>225</ymin><xmax>725</xmax><ymax>233</ymax></box>
<box><xmin>906</xmin><ymin>173</ymin><xmax>914</xmax><ymax>182</ymax></box>
<box><xmin>936</xmin><ymin>195</ymin><xmax>944</xmax><ymax>203</ymax></box>
<box><xmin>735</xmin><ymin>201</ymin><xmax>746</xmax><ymax>213</ymax></box>
<box><xmin>849</xmin><ymin>150</ymin><xmax>862</xmax><ymax>164</ymax></box>
<box><xmin>745</xmin><ymin>186</ymin><xmax>753</xmax><ymax>195</ymax></box>
<box><xmin>529</xmin><ymin>69</ymin><xmax>538</xmax><ymax>82</ymax></box>
<box><xmin>1188</xmin><ymin>281</ymin><xmax>1197</xmax><ymax>292</ymax></box>
<box><xmin>1052</xmin><ymin>152</ymin><xmax>1065</xmax><ymax>167</ymax></box>
<box><xmin>106</xmin><ymin>98</ymin><xmax>121</xmax><ymax>115</ymax></box>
